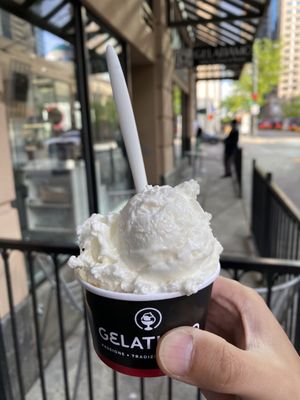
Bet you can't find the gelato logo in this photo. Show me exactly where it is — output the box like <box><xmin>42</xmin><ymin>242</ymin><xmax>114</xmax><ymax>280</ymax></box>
<box><xmin>134</xmin><ymin>308</ymin><xmax>162</xmax><ymax>331</ymax></box>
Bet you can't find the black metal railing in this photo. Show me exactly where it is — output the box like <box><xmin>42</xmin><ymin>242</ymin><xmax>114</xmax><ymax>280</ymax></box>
<box><xmin>234</xmin><ymin>147</ymin><xmax>242</xmax><ymax>197</ymax></box>
<box><xmin>0</xmin><ymin>239</ymin><xmax>300</xmax><ymax>400</ymax></box>
<box><xmin>251</xmin><ymin>161</ymin><xmax>300</xmax><ymax>259</ymax></box>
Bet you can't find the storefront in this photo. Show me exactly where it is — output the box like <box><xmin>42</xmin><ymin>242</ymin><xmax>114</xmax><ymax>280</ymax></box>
<box><xmin>0</xmin><ymin>0</ymin><xmax>199</xmax><ymax>327</ymax></box>
<box><xmin>0</xmin><ymin>0</ymin><xmax>198</xmax><ymax>246</ymax></box>
<box><xmin>0</xmin><ymin>1</ymin><xmax>134</xmax><ymax>243</ymax></box>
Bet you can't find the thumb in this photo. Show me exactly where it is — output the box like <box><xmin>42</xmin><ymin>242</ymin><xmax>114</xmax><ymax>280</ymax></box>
<box><xmin>157</xmin><ymin>327</ymin><xmax>254</xmax><ymax>396</ymax></box>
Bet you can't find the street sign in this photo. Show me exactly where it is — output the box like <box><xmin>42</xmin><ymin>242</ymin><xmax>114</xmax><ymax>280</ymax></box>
<box><xmin>175</xmin><ymin>48</ymin><xmax>193</xmax><ymax>69</ymax></box>
<box><xmin>251</xmin><ymin>103</ymin><xmax>260</xmax><ymax>116</ymax></box>
<box><xmin>194</xmin><ymin>44</ymin><xmax>252</xmax><ymax>66</ymax></box>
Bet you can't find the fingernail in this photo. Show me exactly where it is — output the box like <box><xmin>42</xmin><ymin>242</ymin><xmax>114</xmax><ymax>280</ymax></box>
<box><xmin>158</xmin><ymin>330</ymin><xmax>193</xmax><ymax>376</ymax></box>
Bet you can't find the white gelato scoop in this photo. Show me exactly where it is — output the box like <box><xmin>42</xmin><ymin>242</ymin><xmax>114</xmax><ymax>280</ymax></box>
<box><xmin>69</xmin><ymin>180</ymin><xmax>222</xmax><ymax>295</ymax></box>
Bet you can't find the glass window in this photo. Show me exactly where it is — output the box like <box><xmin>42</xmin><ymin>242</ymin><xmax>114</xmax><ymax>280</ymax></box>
<box><xmin>30</xmin><ymin>0</ymin><xmax>64</xmax><ymax>17</ymax></box>
<box><xmin>0</xmin><ymin>8</ymin><xmax>89</xmax><ymax>243</ymax></box>
<box><xmin>84</xmin><ymin>12</ymin><xmax>134</xmax><ymax>214</ymax></box>
<box><xmin>172</xmin><ymin>85</ymin><xmax>188</xmax><ymax>165</ymax></box>
<box><xmin>172</xmin><ymin>84</ymin><xmax>183</xmax><ymax>166</ymax></box>
<box><xmin>49</xmin><ymin>4</ymin><xmax>72</xmax><ymax>28</ymax></box>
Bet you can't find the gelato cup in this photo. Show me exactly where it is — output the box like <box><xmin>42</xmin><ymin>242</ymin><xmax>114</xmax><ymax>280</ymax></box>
<box><xmin>80</xmin><ymin>263</ymin><xmax>220</xmax><ymax>377</ymax></box>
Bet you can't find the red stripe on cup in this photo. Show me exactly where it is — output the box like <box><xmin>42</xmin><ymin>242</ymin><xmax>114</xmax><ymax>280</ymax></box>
<box><xmin>98</xmin><ymin>354</ymin><xmax>165</xmax><ymax>377</ymax></box>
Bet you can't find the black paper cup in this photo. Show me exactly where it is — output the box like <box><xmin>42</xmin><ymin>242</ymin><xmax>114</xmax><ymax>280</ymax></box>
<box><xmin>80</xmin><ymin>263</ymin><xmax>220</xmax><ymax>378</ymax></box>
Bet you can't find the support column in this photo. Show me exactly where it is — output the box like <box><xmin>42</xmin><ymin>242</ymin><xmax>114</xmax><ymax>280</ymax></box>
<box><xmin>154</xmin><ymin>0</ymin><xmax>175</xmax><ymax>181</ymax></box>
<box><xmin>132</xmin><ymin>63</ymin><xmax>160</xmax><ymax>184</ymax></box>
<box><xmin>131</xmin><ymin>0</ymin><xmax>175</xmax><ymax>185</ymax></box>
<box><xmin>74</xmin><ymin>3</ymin><xmax>98</xmax><ymax>214</ymax></box>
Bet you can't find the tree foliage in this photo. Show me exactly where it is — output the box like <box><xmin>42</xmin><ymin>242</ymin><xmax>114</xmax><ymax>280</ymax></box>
<box><xmin>222</xmin><ymin>39</ymin><xmax>281</xmax><ymax>115</ymax></box>
<box><xmin>91</xmin><ymin>98</ymin><xmax>118</xmax><ymax>128</ymax></box>
<box><xmin>282</xmin><ymin>96</ymin><xmax>300</xmax><ymax>118</ymax></box>
<box><xmin>172</xmin><ymin>85</ymin><xmax>182</xmax><ymax>116</ymax></box>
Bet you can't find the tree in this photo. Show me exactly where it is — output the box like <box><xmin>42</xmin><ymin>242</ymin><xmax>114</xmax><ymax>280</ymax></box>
<box><xmin>282</xmin><ymin>96</ymin><xmax>300</xmax><ymax>118</ymax></box>
<box><xmin>91</xmin><ymin>97</ymin><xmax>118</xmax><ymax>140</ymax></box>
<box><xmin>222</xmin><ymin>38</ymin><xmax>281</xmax><ymax>115</ymax></box>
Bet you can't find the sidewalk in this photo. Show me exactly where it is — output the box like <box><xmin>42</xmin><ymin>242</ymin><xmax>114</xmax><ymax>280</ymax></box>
<box><xmin>199</xmin><ymin>143</ymin><xmax>255</xmax><ymax>257</ymax></box>
<box><xmin>179</xmin><ymin>142</ymin><xmax>256</xmax><ymax>258</ymax></box>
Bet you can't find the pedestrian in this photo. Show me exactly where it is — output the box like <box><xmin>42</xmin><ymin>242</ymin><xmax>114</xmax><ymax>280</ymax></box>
<box><xmin>222</xmin><ymin>119</ymin><xmax>239</xmax><ymax>177</ymax></box>
<box><xmin>196</xmin><ymin>125</ymin><xmax>203</xmax><ymax>150</ymax></box>
<box><xmin>157</xmin><ymin>276</ymin><xmax>300</xmax><ymax>400</ymax></box>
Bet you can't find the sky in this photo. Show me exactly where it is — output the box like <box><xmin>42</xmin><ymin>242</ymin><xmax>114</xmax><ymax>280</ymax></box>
<box><xmin>37</xmin><ymin>28</ymin><xmax>69</xmax><ymax>56</ymax></box>
<box><xmin>221</xmin><ymin>80</ymin><xmax>234</xmax><ymax>100</ymax></box>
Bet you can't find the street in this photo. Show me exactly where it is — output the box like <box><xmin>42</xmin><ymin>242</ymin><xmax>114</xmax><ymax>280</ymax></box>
<box><xmin>241</xmin><ymin>129</ymin><xmax>300</xmax><ymax>220</ymax></box>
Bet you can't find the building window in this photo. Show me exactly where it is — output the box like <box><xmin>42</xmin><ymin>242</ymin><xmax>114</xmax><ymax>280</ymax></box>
<box><xmin>0</xmin><ymin>3</ymin><xmax>132</xmax><ymax>244</ymax></box>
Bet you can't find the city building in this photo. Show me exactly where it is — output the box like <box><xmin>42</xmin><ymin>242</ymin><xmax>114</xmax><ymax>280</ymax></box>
<box><xmin>278</xmin><ymin>0</ymin><xmax>300</xmax><ymax>99</ymax></box>
<box><xmin>257</xmin><ymin>0</ymin><xmax>280</xmax><ymax>40</ymax></box>
<box><xmin>0</xmin><ymin>8</ymin><xmax>36</xmax><ymax>52</ymax></box>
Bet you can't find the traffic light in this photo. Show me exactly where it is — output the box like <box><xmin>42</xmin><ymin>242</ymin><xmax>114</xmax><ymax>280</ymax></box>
<box><xmin>251</xmin><ymin>92</ymin><xmax>258</xmax><ymax>101</ymax></box>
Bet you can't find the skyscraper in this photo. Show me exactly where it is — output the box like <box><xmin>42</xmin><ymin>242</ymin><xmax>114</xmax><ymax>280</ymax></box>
<box><xmin>0</xmin><ymin>9</ymin><xmax>35</xmax><ymax>53</ymax></box>
<box><xmin>278</xmin><ymin>0</ymin><xmax>300</xmax><ymax>99</ymax></box>
<box><xmin>257</xmin><ymin>0</ymin><xmax>280</xmax><ymax>40</ymax></box>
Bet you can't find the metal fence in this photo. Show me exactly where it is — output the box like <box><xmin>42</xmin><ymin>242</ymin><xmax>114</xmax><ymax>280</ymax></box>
<box><xmin>251</xmin><ymin>161</ymin><xmax>300</xmax><ymax>259</ymax></box>
<box><xmin>234</xmin><ymin>147</ymin><xmax>242</xmax><ymax>198</ymax></box>
<box><xmin>0</xmin><ymin>239</ymin><xmax>300</xmax><ymax>400</ymax></box>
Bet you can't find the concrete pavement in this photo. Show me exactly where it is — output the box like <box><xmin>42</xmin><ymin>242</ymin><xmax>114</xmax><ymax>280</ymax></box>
<box><xmin>197</xmin><ymin>143</ymin><xmax>255</xmax><ymax>257</ymax></box>
<box><xmin>177</xmin><ymin>142</ymin><xmax>255</xmax><ymax>258</ymax></box>
<box><xmin>240</xmin><ymin>129</ymin><xmax>300</xmax><ymax>222</ymax></box>
<box><xmin>197</xmin><ymin>129</ymin><xmax>300</xmax><ymax>258</ymax></box>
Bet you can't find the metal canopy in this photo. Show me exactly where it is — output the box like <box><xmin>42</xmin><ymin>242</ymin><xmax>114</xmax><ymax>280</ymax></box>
<box><xmin>168</xmin><ymin>0</ymin><xmax>270</xmax><ymax>80</ymax></box>
<box><xmin>0</xmin><ymin>0</ymin><xmax>124</xmax><ymax>70</ymax></box>
<box><xmin>0</xmin><ymin>0</ymin><xmax>75</xmax><ymax>43</ymax></box>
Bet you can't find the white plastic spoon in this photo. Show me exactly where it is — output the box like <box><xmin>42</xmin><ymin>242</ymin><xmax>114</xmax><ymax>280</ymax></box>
<box><xmin>106</xmin><ymin>45</ymin><xmax>148</xmax><ymax>192</ymax></box>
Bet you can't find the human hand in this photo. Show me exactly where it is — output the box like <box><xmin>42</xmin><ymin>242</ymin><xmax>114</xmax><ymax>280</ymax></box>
<box><xmin>156</xmin><ymin>277</ymin><xmax>300</xmax><ymax>400</ymax></box>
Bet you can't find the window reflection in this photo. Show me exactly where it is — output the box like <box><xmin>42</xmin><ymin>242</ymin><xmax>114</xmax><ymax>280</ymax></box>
<box><xmin>0</xmin><ymin>5</ymin><xmax>134</xmax><ymax>243</ymax></box>
<box><xmin>0</xmin><ymin>9</ymin><xmax>88</xmax><ymax>242</ymax></box>
<box><xmin>30</xmin><ymin>0</ymin><xmax>65</xmax><ymax>18</ymax></box>
<box><xmin>85</xmin><ymin>13</ymin><xmax>134</xmax><ymax>214</ymax></box>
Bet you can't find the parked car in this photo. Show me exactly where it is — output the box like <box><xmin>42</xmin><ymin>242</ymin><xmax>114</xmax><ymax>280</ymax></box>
<box><xmin>258</xmin><ymin>119</ymin><xmax>273</xmax><ymax>129</ymax></box>
<box><xmin>273</xmin><ymin>120</ymin><xmax>283</xmax><ymax>129</ymax></box>
<box><xmin>288</xmin><ymin>118</ymin><xmax>300</xmax><ymax>131</ymax></box>
<box><xmin>258</xmin><ymin>119</ymin><xmax>282</xmax><ymax>130</ymax></box>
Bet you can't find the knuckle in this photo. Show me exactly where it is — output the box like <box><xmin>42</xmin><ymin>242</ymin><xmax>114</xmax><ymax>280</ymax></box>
<box><xmin>215</xmin><ymin>340</ymin><xmax>242</xmax><ymax>391</ymax></box>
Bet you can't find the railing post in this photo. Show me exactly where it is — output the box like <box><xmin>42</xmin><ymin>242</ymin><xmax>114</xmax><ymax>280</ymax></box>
<box><xmin>168</xmin><ymin>378</ymin><xmax>172</xmax><ymax>400</ymax></box>
<box><xmin>251</xmin><ymin>160</ymin><xmax>273</xmax><ymax>257</ymax></box>
<box><xmin>234</xmin><ymin>147</ymin><xmax>242</xmax><ymax>198</ymax></box>
<box><xmin>73</xmin><ymin>1</ymin><xmax>98</xmax><ymax>215</ymax></box>
<box><xmin>52</xmin><ymin>254</ymin><xmax>70</xmax><ymax>400</ymax></box>
<box><xmin>250</xmin><ymin>159</ymin><xmax>256</xmax><ymax>235</ymax></box>
<box><xmin>1</xmin><ymin>249</ymin><xmax>25</xmax><ymax>400</ymax></box>
<box><xmin>264</xmin><ymin>172</ymin><xmax>272</xmax><ymax>257</ymax></box>
<box><xmin>27</xmin><ymin>252</ymin><xmax>47</xmax><ymax>400</ymax></box>
<box><xmin>295</xmin><ymin>291</ymin><xmax>300</xmax><ymax>354</ymax></box>
<box><xmin>266</xmin><ymin>270</ymin><xmax>273</xmax><ymax>308</ymax></box>
<box><xmin>0</xmin><ymin>324</ymin><xmax>12</xmax><ymax>400</ymax></box>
